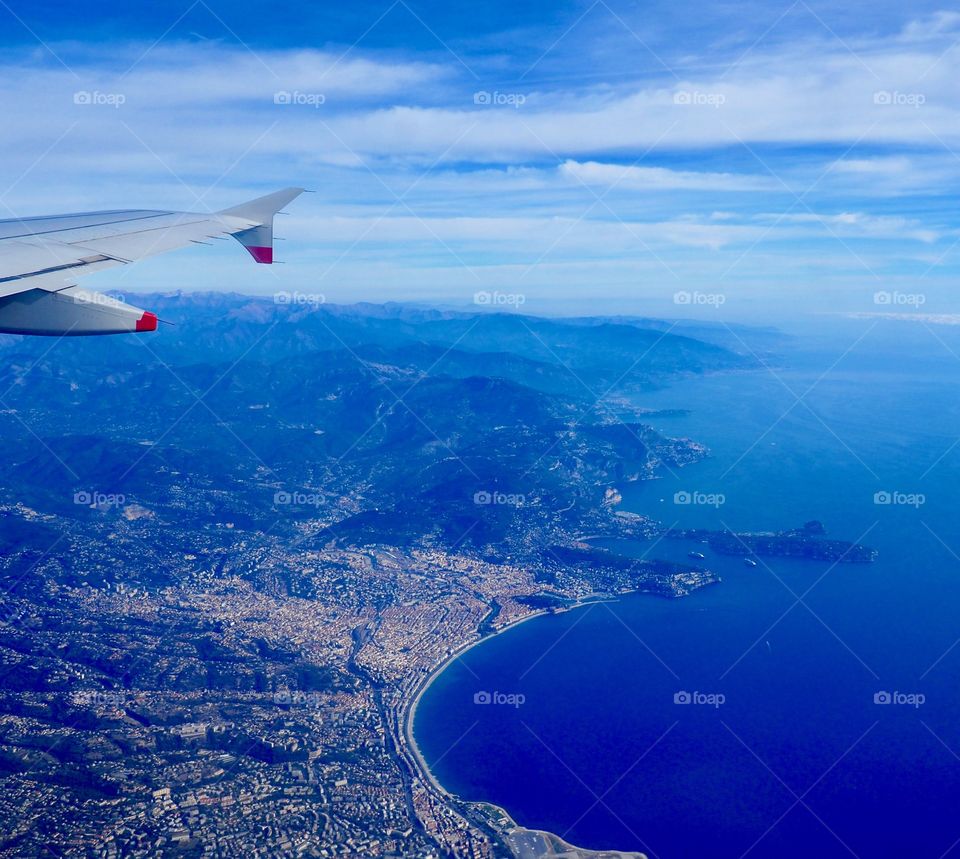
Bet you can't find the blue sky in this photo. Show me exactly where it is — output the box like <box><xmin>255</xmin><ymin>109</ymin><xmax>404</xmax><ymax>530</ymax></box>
<box><xmin>1</xmin><ymin>0</ymin><xmax>959</xmax><ymax>318</ymax></box>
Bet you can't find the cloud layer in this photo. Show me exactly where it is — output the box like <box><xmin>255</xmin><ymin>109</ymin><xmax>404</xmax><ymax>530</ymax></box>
<box><xmin>1</xmin><ymin>8</ymin><xmax>960</xmax><ymax>317</ymax></box>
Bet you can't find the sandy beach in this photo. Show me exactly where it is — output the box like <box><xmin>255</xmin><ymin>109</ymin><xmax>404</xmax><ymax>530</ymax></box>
<box><xmin>402</xmin><ymin>593</ymin><xmax>621</xmax><ymax>795</ymax></box>
<box><xmin>402</xmin><ymin>606</ymin><xmax>550</xmax><ymax>794</ymax></box>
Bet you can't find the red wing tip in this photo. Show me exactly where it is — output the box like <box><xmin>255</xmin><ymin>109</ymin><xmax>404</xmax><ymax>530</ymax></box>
<box><xmin>135</xmin><ymin>311</ymin><xmax>158</xmax><ymax>332</ymax></box>
<box><xmin>247</xmin><ymin>246</ymin><xmax>274</xmax><ymax>264</ymax></box>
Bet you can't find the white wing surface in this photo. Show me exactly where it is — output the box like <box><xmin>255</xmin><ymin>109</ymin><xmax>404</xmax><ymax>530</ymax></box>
<box><xmin>0</xmin><ymin>187</ymin><xmax>303</xmax><ymax>335</ymax></box>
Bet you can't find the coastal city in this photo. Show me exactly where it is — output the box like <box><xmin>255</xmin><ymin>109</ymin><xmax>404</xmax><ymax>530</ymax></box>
<box><xmin>0</xmin><ymin>499</ymin><xmax>713</xmax><ymax>858</ymax></box>
<box><xmin>0</xmin><ymin>0</ymin><xmax>953</xmax><ymax>852</ymax></box>
<box><xmin>0</xmin><ymin>297</ymin><xmax>874</xmax><ymax>857</ymax></box>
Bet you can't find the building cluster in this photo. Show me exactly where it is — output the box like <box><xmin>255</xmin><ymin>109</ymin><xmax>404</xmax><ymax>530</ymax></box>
<box><xmin>0</xmin><ymin>497</ymin><xmax>703</xmax><ymax>857</ymax></box>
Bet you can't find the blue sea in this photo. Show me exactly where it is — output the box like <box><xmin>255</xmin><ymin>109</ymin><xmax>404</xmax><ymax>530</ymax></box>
<box><xmin>414</xmin><ymin>318</ymin><xmax>960</xmax><ymax>858</ymax></box>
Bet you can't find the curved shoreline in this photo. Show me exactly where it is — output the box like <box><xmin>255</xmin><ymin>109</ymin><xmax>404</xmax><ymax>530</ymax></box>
<box><xmin>399</xmin><ymin>593</ymin><xmax>630</xmax><ymax>855</ymax></box>
<box><xmin>403</xmin><ymin>605</ymin><xmax>551</xmax><ymax>796</ymax></box>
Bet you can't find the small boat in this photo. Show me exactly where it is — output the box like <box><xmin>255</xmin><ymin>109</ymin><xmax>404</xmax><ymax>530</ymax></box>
<box><xmin>744</xmin><ymin>558</ymin><xmax>758</xmax><ymax>567</ymax></box>
<box><xmin>688</xmin><ymin>551</ymin><xmax>706</xmax><ymax>560</ymax></box>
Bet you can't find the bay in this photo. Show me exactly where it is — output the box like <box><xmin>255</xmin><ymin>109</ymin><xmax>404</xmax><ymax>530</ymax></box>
<box><xmin>415</xmin><ymin>319</ymin><xmax>960</xmax><ymax>857</ymax></box>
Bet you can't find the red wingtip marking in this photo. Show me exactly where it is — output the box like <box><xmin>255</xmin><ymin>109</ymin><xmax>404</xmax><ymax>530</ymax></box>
<box><xmin>247</xmin><ymin>245</ymin><xmax>273</xmax><ymax>264</ymax></box>
<box><xmin>136</xmin><ymin>311</ymin><xmax>158</xmax><ymax>332</ymax></box>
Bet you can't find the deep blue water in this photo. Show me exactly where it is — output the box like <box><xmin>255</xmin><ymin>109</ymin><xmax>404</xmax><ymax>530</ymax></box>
<box><xmin>415</xmin><ymin>319</ymin><xmax>960</xmax><ymax>858</ymax></box>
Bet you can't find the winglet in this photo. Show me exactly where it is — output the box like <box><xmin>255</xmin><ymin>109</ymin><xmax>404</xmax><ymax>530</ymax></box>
<box><xmin>219</xmin><ymin>187</ymin><xmax>304</xmax><ymax>265</ymax></box>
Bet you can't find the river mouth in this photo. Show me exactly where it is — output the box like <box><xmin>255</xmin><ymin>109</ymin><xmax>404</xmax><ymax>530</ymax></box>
<box><xmin>413</xmin><ymin>332</ymin><xmax>960</xmax><ymax>858</ymax></box>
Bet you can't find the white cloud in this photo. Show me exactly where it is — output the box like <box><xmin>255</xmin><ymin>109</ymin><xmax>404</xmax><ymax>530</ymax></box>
<box><xmin>0</xmin><ymin>27</ymin><xmax>958</xmax><ymax>173</ymax></box>
<box><xmin>899</xmin><ymin>11</ymin><xmax>960</xmax><ymax>41</ymax></box>
<box><xmin>289</xmin><ymin>213</ymin><xmax>769</xmax><ymax>250</ymax></box>
<box><xmin>0</xmin><ymin>30</ymin><xmax>958</xmax><ymax>186</ymax></box>
<box><xmin>0</xmin><ymin>20</ymin><xmax>958</xmax><ymax>312</ymax></box>
<box><xmin>832</xmin><ymin>156</ymin><xmax>916</xmax><ymax>175</ymax></box>
<box><xmin>768</xmin><ymin>211</ymin><xmax>941</xmax><ymax>243</ymax></box>
<box><xmin>559</xmin><ymin>159</ymin><xmax>778</xmax><ymax>191</ymax></box>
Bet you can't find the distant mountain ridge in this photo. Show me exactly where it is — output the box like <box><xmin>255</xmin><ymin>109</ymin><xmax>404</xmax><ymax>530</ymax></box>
<box><xmin>0</xmin><ymin>293</ymin><xmax>758</xmax><ymax>389</ymax></box>
<box><xmin>0</xmin><ymin>294</ymin><xmax>746</xmax><ymax>555</ymax></box>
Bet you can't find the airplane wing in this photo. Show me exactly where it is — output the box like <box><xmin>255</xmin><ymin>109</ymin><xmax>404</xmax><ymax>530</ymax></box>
<box><xmin>0</xmin><ymin>187</ymin><xmax>304</xmax><ymax>336</ymax></box>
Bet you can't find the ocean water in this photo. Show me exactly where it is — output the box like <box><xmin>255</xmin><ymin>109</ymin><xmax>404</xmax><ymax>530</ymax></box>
<box><xmin>414</xmin><ymin>319</ymin><xmax>960</xmax><ymax>858</ymax></box>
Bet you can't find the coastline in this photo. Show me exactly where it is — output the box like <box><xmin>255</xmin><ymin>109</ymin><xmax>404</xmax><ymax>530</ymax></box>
<box><xmin>403</xmin><ymin>605</ymin><xmax>551</xmax><ymax>795</ymax></box>
<box><xmin>397</xmin><ymin>591</ymin><xmax>649</xmax><ymax>859</ymax></box>
<box><xmin>398</xmin><ymin>591</ymin><xmax>624</xmax><ymax>840</ymax></box>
